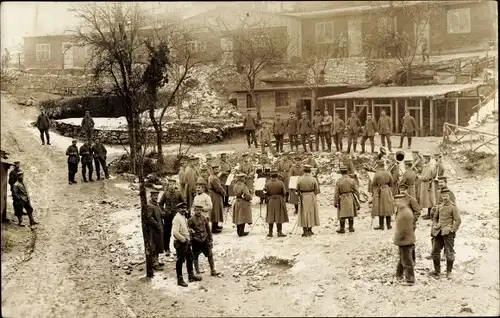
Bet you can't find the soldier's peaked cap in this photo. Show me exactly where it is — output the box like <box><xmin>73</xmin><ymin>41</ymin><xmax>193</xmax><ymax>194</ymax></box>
<box><xmin>394</xmin><ymin>194</ymin><xmax>406</xmax><ymax>199</ymax></box>
<box><xmin>236</xmin><ymin>173</ymin><xmax>246</xmax><ymax>178</ymax></box>
<box><xmin>398</xmin><ymin>184</ymin><xmax>409</xmax><ymax>189</ymax></box>
<box><xmin>16</xmin><ymin>171</ymin><xmax>24</xmax><ymax>175</ymax></box>
<box><xmin>196</xmin><ymin>177</ymin><xmax>207</xmax><ymax>185</ymax></box>
<box><xmin>13</xmin><ymin>161</ymin><xmax>20</xmax><ymax>164</ymax></box>
<box><xmin>150</xmin><ymin>190</ymin><xmax>160</xmax><ymax>194</ymax></box>
<box><xmin>176</xmin><ymin>202</ymin><xmax>187</xmax><ymax>208</ymax></box>
<box><xmin>412</xmin><ymin>150</ymin><xmax>419</xmax><ymax>153</ymax></box>
<box><xmin>303</xmin><ymin>164</ymin><xmax>312</xmax><ymax>169</ymax></box>
<box><xmin>423</xmin><ymin>154</ymin><xmax>431</xmax><ymax>158</ymax></box>
<box><xmin>437</xmin><ymin>176</ymin><xmax>447</xmax><ymax>180</ymax></box>
<box><xmin>167</xmin><ymin>178</ymin><xmax>176</xmax><ymax>182</ymax></box>
<box><xmin>404</xmin><ymin>160</ymin><xmax>412</xmax><ymax>164</ymax></box>
<box><xmin>440</xmin><ymin>188</ymin><xmax>451</xmax><ymax>194</ymax></box>
<box><xmin>72</xmin><ymin>139</ymin><xmax>78</xmax><ymax>143</ymax></box>
<box><xmin>194</xmin><ymin>204</ymin><xmax>203</xmax><ymax>209</ymax></box>
<box><xmin>211</xmin><ymin>164</ymin><xmax>219</xmax><ymax>168</ymax></box>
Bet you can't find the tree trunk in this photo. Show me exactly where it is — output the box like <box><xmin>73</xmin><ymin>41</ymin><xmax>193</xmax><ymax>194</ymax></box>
<box><xmin>137</xmin><ymin>158</ymin><xmax>152</xmax><ymax>277</ymax></box>
<box><xmin>148</xmin><ymin>105</ymin><xmax>164</xmax><ymax>166</ymax></box>
<box><xmin>406</xmin><ymin>64</ymin><xmax>412</xmax><ymax>86</ymax></box>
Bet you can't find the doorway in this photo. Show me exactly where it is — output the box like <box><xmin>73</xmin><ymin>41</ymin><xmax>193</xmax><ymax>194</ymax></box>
<box><xmin>62</xmin><ymin>42</ymin><xmax>74</xmax><ymax>69</ymax></box>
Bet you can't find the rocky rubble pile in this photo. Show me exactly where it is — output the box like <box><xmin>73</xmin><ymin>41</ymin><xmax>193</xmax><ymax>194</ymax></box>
<box><xmin>8</xmin><ymin>71</ymin><xmax>100</xmax><ymax>96</ymax></box>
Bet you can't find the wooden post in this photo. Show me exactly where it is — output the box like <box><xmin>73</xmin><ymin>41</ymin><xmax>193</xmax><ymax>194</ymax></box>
<box><xmin>395</xmin><ymin>99</ymin><xmax>399</xmax><ymax>134</ymax></box>
<box><xmin>333</xmin><ymin>101</ymin><xmax>336</xmax><ymax>117</ymax></box>
<box><xmin>430</xmin><ymin>98</ymin><xmax>434</xmax><ymax>136</ymax></box>
<box><xmin>455</xmin><ymin>98</ymin><xmax>459</xmax><ymax>126</ymax></box>
<box><xmin>445</xmin><ymin>100</ymin><xmax>449</xmax><ymax>123</ymax></box>
<box><xmin>476</xmin><ymin>97</ymin><xmax>481</xmax><ymax>122</ymax></box>
<box><xmin>419</xmin><ymin>99</ymin><xmax>424</xmax><ymax>137</ymax></box>
<box><xmin>390</xmin><ymin>99</ymin><xmax>394</xmax><ymax>132</ymax></box>
<box><xmin>345</xmin><ymin>99</ymin><xmax>348</xmax><ymax>122</ymax></box>
<box><xmin>371</xmin><ymin>100</ymin><xmax>374</xmax><ymax>116</ymax></box>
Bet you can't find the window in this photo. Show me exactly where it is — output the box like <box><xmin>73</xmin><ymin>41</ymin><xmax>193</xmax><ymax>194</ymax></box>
<box><xmin>275</xmin><ymin>92</ymin><xmax>290</xmax><ymax>108</ymax></box>
<box><xmin>447</xmin><ymin>8</ymin><xmax>471</xmax><ymax>34</ymax></box>
<box><xmin>36</xmin><ymin>43</ymin><xmax>51</xmax><ymax>61</ymax></box>
<box><xmin>187</xmin><ymin>40</ymin><xmax>206</xmax><ymax>52</ymax></box>
<box><xmin>246</xmin><ymin>93</ymin><xmax>260</xmax><ymax>109</ymax></box>
<box><xmin>315</xmin><ymin>22</ymin><xmax>334</xmax><ymax>44</ymax></box>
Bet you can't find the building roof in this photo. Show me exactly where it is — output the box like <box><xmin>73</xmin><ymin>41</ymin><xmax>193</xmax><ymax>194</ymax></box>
<box><xmin>318</xmin><ymin>83</ymin><xmax>483</xmax><ymax>100</ymax></box>
<box><xmin>234</xmin><ymin>83</ymin><xmax>369</xmax><ymax>93</ymax></box>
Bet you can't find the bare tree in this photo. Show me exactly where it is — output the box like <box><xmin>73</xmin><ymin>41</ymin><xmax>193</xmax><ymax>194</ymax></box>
<box><xmin>212</xmin><ymin>12</ymin><xmax>292</xmax><ymax>120</ymax></box>
<box><xmin>363</xmin><ymin>1</ymin><xmax>435</xmax><ymax>85</ymax></box>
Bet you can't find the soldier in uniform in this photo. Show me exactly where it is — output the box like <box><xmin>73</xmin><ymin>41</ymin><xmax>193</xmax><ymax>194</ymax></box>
<box><xmin>79</xmin><ymin>141</ymin><xmax>94</xmax><ymax>182</ymax></box>
<box><xmin>387</xmin><ymin>153</ymin><xmax>400</xmax><ymax>196</ymax></box>
<box><xmin>12</xmin><ymin>171</ymin><xmax>39</xmax><ymax>227</ymax></box>
<box><xmin>188</xmin><ymin>205</ymin><xmax>221</xmax><ymax>277</ymax></box>
<box><xmin>183</xmin><ymin>156</ymin><xmax>200</xmax><ymax>215</ymax></box>
<box><xmin>178</xmin><ymin>158</ymin><xmax>187</xmax><ymax>196</ymax></box>
<box><xmin>346</xmin><ymin>110</ymin><xmax>362</xmax><ymax>153</ymax></box>
<box><xmin>239</xmin><ymin>153</ymin><xmax>255</xmax><ymax>193</ymax></box>
<box><xmin>208</xmin><ymin>164</ymin><xmax>225</xmax><ymax>233</ymax></box>
<box><xmin>433</xmin><ymin>177</ymin><xmax>456</xmax><ymax>207</ymax></box>
<box><xmin>243</xmin><ymin>109</ymin><xmax>258</xmax><ymax>148</ymax></box>
<box><xmin>393</xmin><ymin>194</ymin><xmax>416</xmax><ymax>285</ymax></box>
<box><xmin>8</xmin><ymin>161</ymin><xmax>21</xmax><ymax>194</ymax></box>
<box><xmin>399</xmin><ymin>110</ymin><xmax>417</xmax><ymax>149</ymax></box>
<box><xmin>377</xmin><ymin>110</ymin><xmax>393</xmax><ymax>152</ymax></box>
<box><xmin>321</xmin><ymin>109</ymin><xmax>333</xmax><ymax>152</ymax></box>
<box><xmin>36</xmin><ymin>109</ymin><xmax>51</xmax><ymax>145</ymax></box>
<box><xmin>304</xmin><ymin>152</ymin><xmax>318</xmax><ymax>169</ymax></box>
<box><xmin>432</xmin><ymin>153</ymin><xmax>445</xmax><ymax>203</ymax></box>
<box><xmin>430</xmin><ymin>189</ymin><xmax>461</xmax><ymax>278</ymax></box>
<box><xmin>289</xmin><ymin>155</ymin><xmax>303</xmax><ymax>214</ymax></box>
<box><xmin>66</xmin><ymin>140</ymin><xmax>80</xmax><ymax>184</ymax></box>
<box><xmin>287</xmin><ymin>112</ymin><xmax>300</xmax><ymax>151</ymax></box>
<box><xmin>172</xmin><ymin>202</ymin><xmax>202</xmax><ymax>286</ymax></box>
<box><xmin>420</xmin><ymin>155</ymin><xmax>435</xmax><ymax>220</ymax></box>
<box><xmin>264</xmin><ymin>170</ymin><xmax>288</xmax><ymax>237</ymax></box>
<box><xmin>278</xmin><ymin>152</ymin><xmax>293</xmax><ymax>202</ymax></box>
<box><xmin>192</xmin><ymin>177</ymin><xmax>212</xmax><ymax>218</ymax></box>
<box><xmin>361</xmin><ymin>113</ymin><xmax>378</xmax><ymax>153</ymax></box>
<box><xmin>399</xmin><ymin>184</ymin><xmax>421</xmax><ymax>262</ymax></box>
<box><xmin>219</xmin><ymin>153</ymin><xmax>232</xmax><ymax>207</ymax></box>
<box><xmin>311</xmin><ymin>109</ymin><xmax>324</xmax><ymax>152</ymax></box>
<box><xmin>159</xmin><ymin>178</ymin><xmax>185</xmax><ymax>256</ymax></box>
<box><xmin>199</xmin><ymin>168</ymin><xmax>210</xmax><ymax>193</ymax></box>
<box><xmin>92</xmin><ymin>141</ymin><xmax>109</xmax><ymax>180</ymax></box>
<box><xmin>272</xmin><ymin>113</ymin><xmax>287</xmax><ymax>153</ymax></box>
<box><xmin>296</xmin><ymin>164</ymin><xmax>320</xmax><ymax>237</ymax></box>
<box><xmin>332</xmin><ymin>112</ymin><xmax>346</xmax><ymax>152</ymax></box>
<box><xmin>298</xmin><ymin>111</ymin><xmax>313</xmax><ymax>152</ymax></box>
<box><xmin>258</xmin><ymin>123</ymin><xmax>275</xmax><ymax>154</ymax></box>
<box><xmin>371</xmin><ymin>160</ymin><xmax>395</xmax><ymax>230</ymax></box>
<box><xmin>81</xmin><ymin>110</ymin><xmax>95</xmax><ymax>144</ymax></box>
<box><xmin>334</xmin><ymin>165</ymin><xmax>359</xmax><ymax>233</ymax></box>
<box><xmin>232</xmin><ymin>173</ymin><xmax>253</xmax><ymax>237</ymax></box>
<box><xmin>400</xmin><ymin>160</ymin><xmax>417</xmax><ymax>198</ymax></box>
<box><xmin>142</xmin><ymin>191</ymin><xmax>164</xmax><ymax>277</ymax></box>
<box><xmin>412</xmin><ymin>150</ymin><xmax>423</xmax><ymax>201</ymax></box>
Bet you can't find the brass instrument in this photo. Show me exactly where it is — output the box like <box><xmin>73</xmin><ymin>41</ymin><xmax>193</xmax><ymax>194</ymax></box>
<box><xmin>376</xmin><ymin>147</ymin><xmax>388</xmax><ymax>160</ymax></box>
<box><xmin>387</xmin><ymin>151</ymin><xmax>405</xmax><ymax>172</ymax></box>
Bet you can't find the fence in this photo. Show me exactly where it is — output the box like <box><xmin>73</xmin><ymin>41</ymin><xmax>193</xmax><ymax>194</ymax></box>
<box><xmin>442</xmin><ymin>122</ymin><xmax>498</xmax><ymax>153</ymax></box>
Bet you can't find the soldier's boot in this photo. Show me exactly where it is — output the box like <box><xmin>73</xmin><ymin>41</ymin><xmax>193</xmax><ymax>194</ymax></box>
<box><xmin>194</xmin><ymin>258</ymin><xmax>201</xmax><ymax>275</ymax></box>
<box><xmin>353</xmin><ymin>143</ymin><xmax>357</xmax><ymax>152</ymax></box>
<box><xmin>236</xmin><ymin>224</ymin><xmax>242</xmax><ymax>236</ymax></box>
<box><xmin>27</xmin><ymin>213</ymin><xmax>38</xmax><ymax>226</ymax></box>
<box><xmin>208</xmin><ymin>255</ymin><xmax>220</xmax><ymax>276</ymax></box>
<box><xmin>370</xmin><ymin>143</ymin><xmax>375</xmax><ymax>153</ymax></box>
<box><xmin>267</xmin><ymin>223</ymin><xmax>273</xmax><ymax>238</ymax></box>
<box><xmin>83</xmin><ymin>175</ymin><xmax>88</xmax><ymax>183</ymax></box>
<box><xmin>422</xmin><ymin>208</ymin><xmax>431</xmax><ymax>220</ymax></box>
<box><xmin>336</xmin><ymin>218</ymin><xmax>346</xmax><ymax>234</ymax></box>
<box><xmin>374</xmin><ymin>217</ymin><xmax>385</xmax><ymax>230</ymax></box>
<box><xmin>301</xmin><ymin>227</ymin><xmax>308</xmax><ymax>237</ymax></box>
<box><xmin>212</xmin><ymin>222</ymin><xmax>222</xmax><ymax>234</ymax></box>
<box><xmin>47</xmin><ymin>136</ymin><xmax>51</xmax><ymax>145</ymax></box>
<box><xmin>408</xmin><ymin>137</ymin><xmax>412</xmax><ymax>149</ymax></box>
<box><xmin>188</xmin><ymin>271</ymin><xmax>202</xmax><ymax>282</ymax></box>
<box><xmin>68</xmin><ymin>172</ymin><xmax>72</xmax><ymax>185</ymax></box>
<box><xmin>104</xmin><ymin>169</ymin><xmax>110</xmax><ymax>179</ymax></box>
<box><xmin>294</xmin><ymin>204</ymin><xmax>298</xmax><ymax>214</ymax></box>
<box><xmin>96</xmin><ymin>171</ymin><xmax>101</xmax><ymax>181</ymax></box>
<box><xmin>88</xmin><ymin>171</ymin><xmax>94</xmax><ymax>182</ymax></box>
<box><xmin>308</xmin><ymin>227</ymin><xmax>314</xmax><ymax>235</ymax></box>
<box><xmin>17</xmin><ymin>216</ymin><xmax>25</xmax><ymax>227</ymax></box>
<box><xmin>386</xmin><ymin>216</ymin><xmax>392</xmax><ymax>230</ymax></box>
<box><xmin>277</xmin><ymin>223</ymin><xmax>286</xmax><ymax>237</ymax></box>
<box><xmin>430</xmin><ymin>258</ymin><xmax>441</xmax><ymax>277</ymax></box>
<box><xmin>240</xmin><ymin>223</ymin><xmax>249</xmax><ymax>236</ymax></box>
<box><xmin>347</xmin><ymin>143</ymin><xmax>351</xmax><ymax>153</ymax></box>
<box><xmin>445</xmin><ymin>260</ymin><xmax>454</xmax><ymax>278</ymax></box>
<box><xmin>399</xmin><ymin>136</ymin><xmax>404</xmax><ymax>148</ymax></box>
<box><xmin>348</xmin><ymin>217</ymin><xmax>355</xmax><ymax>232</ymax></box>
<box><xmin>177</xmin><ymin>276</ymin><xmax>188</xmax><ymax>287</ymax></box>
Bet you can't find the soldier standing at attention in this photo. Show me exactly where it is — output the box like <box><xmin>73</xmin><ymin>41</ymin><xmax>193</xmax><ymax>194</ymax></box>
<box><xmin>399</xmin><ymin>110</ymin><xmax>417</xmax><ymax>149</ymax></box>
<box><xmin>272</xmin><ymin>113</ymin><xmax>287</xmax><ymax>153</ymax></box>
<box><xmin>81</xmin><ymin>110</ymin><xmax>95</xmax><ymax>144</ymax></box>
<box><xmin>172</xmin><ymin>202</ymin><xmax>202</xmax><ymax>287</ymax></box>
<box><xmin>188</xmin><ymin>205</ymin><xmax>221</xmax><ymax>277</ymax></box>
<box><xmin>183</xmin><ymin>156</ymin><xmax>200</xmax><ymax>215</ymax></box>
<box><xmin>371</xmin><ymin>160</ymin><xmax>395</xmax><ymax>230</ymax></box>
<box><xmin>412</xmin><ymin>150</ymin><xmax>424</xmax><ymax>201</ymax></box>
<box><xmin>321</xmin><ymin>109</ymin><xmax>333</xmax><ymax>152</ymax></box>
<box><xmin>289</xmin><ymin>155</ymin><xmax>303</xmax><ymax>214</ymax></box>
<box><xmin>178</xmin><ymin>157</ymin><xmax>187</xmax><ymax>196</ymax></box>
<box><xmin>346</xmin><ymin>110</ymin><xmax>362</xmax><ymax>153</ymax></box>
<box><xmin>298</xmin><ymin>111</ymin><xmax>313</xmax><ymax>152</ymax></box>
<box><xmin>311</xmin><ymin>109</ymin><xmax>323</xmax><ymax>152</ymax></box>
<box><xmin>208</xmin><ymin>164</ymin><xmax>225</xmax><ymax>233</ymax></box>
<box><xmin>430</xmin><ymin>189</ymin><xmax>461</xmax><ymax>278</ymax></box>
<box><xmin>159</xmin><ymin>178</ymin><xmax>185</xmax><ymax>257</ymax></box>
<box><xmin>399</xmin><ymin>184</ymin><xmax>421</xmax><ymax>263</ymax></box>
<box><xmin>192</xmin><ymin>177</ymin><xmax>212</xmax><ymax>217</ymax></box>
<box><xmin>65</xmin><ymin>140</ymin><xmax>80</xmax><ymax>184</ymax></box>
<box><xmin>361</xmin><ymin>113</ymin><xmax>378</xmax><ymax>153</ymax></box>
<box><xmin>92</xmin><ymin>141</ymin><xmax>109</xmax><ymax>180</ymax></box>
<box><xmin>432</xmin><ymin>153</ymin><xmax>446</xmax><ymax>202</ymax></box>
<box><xmin>278</xmin><ymin>152</ymin><xmax>293</xmax><ymax>202</ymax></box>
<box><xmin>36</xmin><ymin>109</ymin><xmax>51</xmax><ymax>145</ymax></box>
<box><xmin>232</xmin><ymin>173</ymin><xmax>253</xmax><ymax>237</ymax></box>
<box><xmin>287</xmin><ymin>112</ymin><xmax>299</xmax><ymax>151</ymax></box>
<box><xmin>332</xmin><ymin>112</ymin><xmax>346</xmax><ymax>152</ymax></box>
<box><xmin>12</xmin><ymin>171</ymin><xmax>39</xmax><ymax>227</ymax></box>
<box><xmin>264</xmin><ymin>170</ymin><xmax>288</xmax><ymax>238</ymax></box>
<box><xmin>145</xmin><ymin>190</ymin><xmax>165</xmax><ymax>271</ymax></box>
<box><xmin>377</xmin><ymin>110</ymin><xmax>393</xmax><ymax>152</ymax></box>
<box><xmin>258</xmin><ymin>123</ymin><xmax>275</xmax><ymax>154</ymax></box>
<box><xmin>334</xmin><ymin>165</ymin><xmax>359</xmax><ymax>233</ymax></box>
<box><xmin>387</xmin><ymin>153</ymin><xmax>400</xmax><ymax>196</ymax></box>
<box><xmin>296</xmin><ymin>164</ymin><xmax>320</xmax><ymax>237</ymax></box>
<box><xmin>420</xmin><ymin>155</ymin><xmax>435</xmax><ymax>220</ymax></box>
<box><xmin>243</xmin><ymin>109</ymin><xmax>258</xmax><ymax>148</ymax></box>
<box><xmin>219</xmin><ymin>153</ymin><xmax>232</xmax><ymax>208</ymax></box>
<box><xmin>8</xmin><ymin>161</ymin><xmax>21</xmax><ymax>194</ymax></box>
<box><xmin>393</xmin><ymin>194</ymin><xmax>416</xmax><ymax>285</ymax></box>
<box><xmin>400</xmin><ymin>160</ymin><xmax>417</xmax><ymax>198</ymax></box>
<box><xmin>239</xmin><ymin>153</ymin><xmax>255</xmax><ymax>193</ymax></box>
<box><xmin>79</xmin><ymin>141</ymin><xmax>94</xmax><ymax>182</ymax></box>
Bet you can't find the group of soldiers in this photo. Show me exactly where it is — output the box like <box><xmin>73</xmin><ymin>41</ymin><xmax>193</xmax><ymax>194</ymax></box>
<box><xmin>7</xmin><ymin>161</ymin><xmax>39</xmax><ymax>227</ymax></box>
<box><xmin>242</xmin><ymin>108</ymin><xmax>418</xmax><ymax>154</ymax></box>
<box><xmin>65</xmin><ymin>139</ymin><xmax>109</xmax><ymax>183</ymax></box>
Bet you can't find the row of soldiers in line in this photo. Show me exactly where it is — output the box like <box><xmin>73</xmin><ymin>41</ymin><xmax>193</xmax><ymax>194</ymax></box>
<box><xmin>242</xmin><ymin>108</ymin><xmax>418</xmax><ymax>154</ymax></box>
<box><xmin>7</xmin><ymin>162</ymin><xmax>39</xmax><ymax>227</ymax></box>
<box><xmin>65</xmin><ymin>139</ymin><xmax>110</xmax><ymax>184</ymax></box>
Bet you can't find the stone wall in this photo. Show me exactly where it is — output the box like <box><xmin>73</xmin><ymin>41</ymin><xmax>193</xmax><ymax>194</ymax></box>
<box><xmin>322</xmin><ymin>58</ymin><xmax>368</xmax><ymax>85</ymax></box>
<box><xmin>47</xmin><ymin>120</ymin><xmax>244</xmax><ymax>146</ymax></box>
<box><xmin>8</xmin><ymin>71</ymin><xmax>100</xmax><ymax>96</ymax></box>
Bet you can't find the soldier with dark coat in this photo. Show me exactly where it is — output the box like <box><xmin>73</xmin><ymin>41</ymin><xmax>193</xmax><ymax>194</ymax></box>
<box><xmin>208</xmin><ymin>164</ymin><xmax>226</xmax><ymax>233</ymax></box>
<box><xmin>79</xmin><ymin>142</ymin><xmax>94</xmax><ymax>182</ymax></box>
<box><xmin>8</xmin><ymin>161</ymin><xmax>21</xmax><ymax>194</ymax></box>
<box><xmin>432</xmin><ymin>153</ymin><xmax>445</xmax><ymax>203</ymax></box>
<box><xmin>159</xmin><ymin>179</ymin><xmax>185</xmax><ymax>256</ymax></box>
<box><xmin>172</xmin><ymin>202</ymin><xmax>202</xmax><ymax>286</ymax></box>
<box><xmin>361</xmin><ymin>113</ymin><xmax>378</xmax><ymax>153</ymax></box>
<box><xmin>36</xmin><ymin>110</ymin><xmax>51</xmax><ymax>145</ymax></box>
<box><xmin>332</xmin><ymin>112</ymin><xmax>346</xmax><ymax>152</ymax></box>
<box><xmin>371</xmin><ymin>160</ymin><xmax>395</xmax><ymax>230</ymax></box>
<box><xmin>334</xmin><ymin>166</ymin><xmax>359</xmax><ymax>233</ymax></box>
<box><xmin>298</xmin><ymin>111</ymin><xmax>313</xmax><ymax>152</ymax></box>
<box><xmin>433</xmin><ymin>177</ymin><xmax>456</xmax><ymax>208</ymax></box>
<box><xmin>141</xmin><ymin>191</ymin><xmax>164</xmax><ymax>277</ymax></box>
<box><xmin>272</xmin><ymin>113</ymin><xmax>287</xmax><ymax>153</ymax></box>
<box><xmin>289</xmin><ymin>155</ymin><xmax>302</xmax><ymax>214</ymax></box>
<box><xmin>399</xmin><ymin>110</ymin><xmax>417</xmax><ymax>148</ymax></box>
<box><xmin>12</xmin><ymin>171</ymin><xmax>38</xmax><ymax>227</ymax></box>
<box><xmin>243</xmin><ymin>109</ymin><xmax>258</xmax><ymax>148</ymax></box>
<box><xmin>377</xmin><ymin>110</ymin><xmax>393</xmax><ymax>152</ymax></box>
<box><xmin>81</xmin><ymin>110</ymin><xmax>95</xmax><ymax>143</ymax></box>
<box><xmin>296</xmin><ymin>164</ymin><xmax>320</xmax><ymax>237</ymax></box>
<box><xmin>264</xmin><ymin>170</ymin><xmax>288</xmax><ymax>237</ymax></box>
<box><xmin>65</xmin><ymin>140</ymin><xmax>80</xmax><ymax>184</ymax></box>
<box><xmin>239</xmin><ymin>153</ymin><xmax>255</xmax><ymax>193</ymax></box>
<box><xmin>232</xmin><ymin>173</ymin><xmax>253</xmax><ymax>237</ymax></box>
<box><xmin>420</xmin><ymin>155</ymin><xmax>436</xmax><ymax>219</ymax></box>
<box><xmin>393</xmin><ymin>194</ymin><xmax>416</xmax><ymax>285</ymax></box>
<box><xmin>278</xmin><ymin>152</ymin><xmax>293</xmax><ymax>202</ymax></box>
<box><xmin>430</xmin><ymin>189</ymin><xmax>461</xmax><ymax>278</ymax></box>
<box><xmin>287</xmin><ymin>112</ymin><xmax>299</xmax><ymax>151</ymax></box>
<box><xmin>183</xmin><ymin>157</ymin><xmax>200</xmax><ymax>215</ymax></box>
<box><xmin>311</xmin><ymin>109</ymin><xmax>324</xmax><ymax>152</ymax></box>
<box><xmin>346</xmin><ymin>111</ymin><xmax>362</xmax><ymax>153</ymax></box>
<box><xmin>178</xmin><ymin>159</ymin><xmax>187</xmax><ymax>196</ymax></box>
<box><xmin>188</xmin><ymin>205</ymin><xmax>220</xmax><ymax>277</ymax></box>
<box><xmin>412</xmin><ymin>150</ymin><xmax>423</xmax><ymax>201</ymax></box>
<box><xmin>92</xmin><ymin>141</ymin><xmax>109</xmax><ymax>180</ymax></box>
<box><xmin>400</xmin><ymin>160</ymin><xmax>417</xmax><ymax>198</ymax></box>
<box><xmin>258</xmin><ymin>123</ymin><xmax>276</xmax><ymax>155</ymax></box>
<box><xmin>388</xmin><ymin>153</ymin><xmax>400</xmax><ymax>196</ymax></box>
<box><xmin>321</xmin><ymin>109</ymin><xmax>333</xmax><ymax>152</ymax></box>
<box><xmin>219</xmin><ymin>153</ymin><xmax>232</xmax><ymax>207</ymax></box>
<box><xmin>399</xmin><ymin>184</ymin><xmax>421</xmax><ymax>262</ymax></box>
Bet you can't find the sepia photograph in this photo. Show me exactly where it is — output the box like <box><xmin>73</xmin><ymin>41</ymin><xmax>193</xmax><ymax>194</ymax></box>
<box><xmin>1</xmin><ymin>1</ymin><xmax>498</xmax><ymax>317</ymax></box>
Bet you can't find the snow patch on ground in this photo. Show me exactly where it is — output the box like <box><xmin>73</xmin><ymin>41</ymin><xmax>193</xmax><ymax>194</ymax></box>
<box><xmin>468</xmin><ymin>92</ymin><xmax>497</xmax><ymax>128</ymax></box>
<box><xmin>57</xmin><ymin>117</ymin><xmax>129</xmax><ymax>130</ymax></box>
